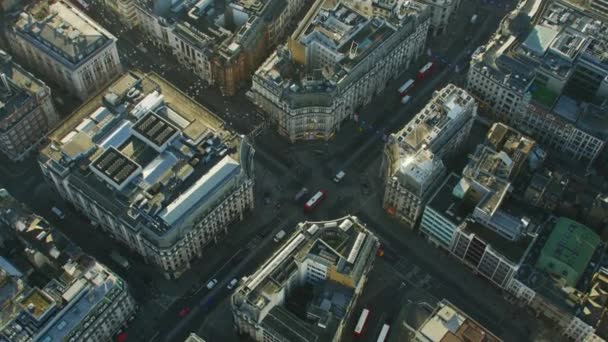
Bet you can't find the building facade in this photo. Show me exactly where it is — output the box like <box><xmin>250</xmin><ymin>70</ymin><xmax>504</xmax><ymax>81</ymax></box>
<box><xmin>416</xmin><ymin>0</ymin><xmax>461</xmax><ymax>36</ymax></box>
<box><xmin>0</xmin><ymin>50</ymin><xmax>58</xmax><ymax>161</ymax></box>
<box><xmin>382</xmin><ymin>84</ymin><xmax>476</xmax><ymax>228</ymax></box>
<box><xmin>0</xmin><ymin>190</ymin><xmax>137</xmax><ymax>342</ymax></box>
<box><xmin>6</xmin><ymin>0</ymin><xmax>122</xmax><ymax>100</ymax></box>
<box><xmin>451</xmin><ymin>221</ymin><xmax>527</xmax><ymax>289</ymax></box>
<box><xmin>104</xmin><ymin>0</ymin><xmax>138</xmax><ymax>27</ymax></box>
<box><xmin>232</xmin><ymin>216</ymin><xmax>379</xmax><ymax>342</ymax></box>
<box><xmin>249</xmin><ymin>0</ymin><xmax>431</xmax><ymax>142</ymax></box>
<box><xmin>38</xmin><ymin>72</ymin><xmax>255</xmax><ymax>279</ymax></box>
<box><xmin>134</xmin><ymin>0</ymin><xmax>311</xmax><ymax>96</ymax></box>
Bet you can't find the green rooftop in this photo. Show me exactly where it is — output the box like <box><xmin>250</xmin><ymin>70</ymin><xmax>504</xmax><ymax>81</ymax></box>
<box><xmin>536</xmin><ymin>217</ymin><xmax>600</xmax><ymax>287</ymax></box>
<box><xmin>530</xmin><ymin>81</ymin><xmax>559</xmax><ymax>107</ymax></box>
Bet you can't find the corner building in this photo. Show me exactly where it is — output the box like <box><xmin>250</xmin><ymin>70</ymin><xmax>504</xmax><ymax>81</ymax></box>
<box><xmin>382</xmin><ymin>84</ymin><xmax>476</xmax><ymax>228</ymax></box>
<box><xmin>232</xmin><ymin>216</ymin><xmax>379</xmax><ymax>342</ymax></box>
<box><xmin>250</xmin><ymin>0</ymin><xmax>430</xmax><ymax>142</ymax></box>
<box><xmin>38</xmin><ymin>72</ymin><xmax>255</xmax><ymax>279</ymax></box>
<box><xmin>6</xmin><ymin>0</ymin><xmax>122</xmax><ymax>100</ymax></box>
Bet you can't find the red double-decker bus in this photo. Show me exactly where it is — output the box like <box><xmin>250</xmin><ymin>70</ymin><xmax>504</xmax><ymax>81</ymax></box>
<box><xmin>304</xmin><ymin>190</ymin><xmax>326</xmax><ymax>212</ymax></box>
<box><xmin>354</xmin><ymin>308</ymin><xmax>370</xmax><ymax>336</ymax></box>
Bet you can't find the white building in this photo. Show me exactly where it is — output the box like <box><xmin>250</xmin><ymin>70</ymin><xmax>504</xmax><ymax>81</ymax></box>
<box><xmin>7</xmin><ymin>0</ymin><xmax>122</xmax><ymax>100</ymax></box>
<box><xmin>249</xmin><ymin>0</ymin><xmax>431</xmax><ymax>142</ymax></box>
<box><xmin>232</xmin><ymin>216</ymin><xmax>379</xmax><ymax>342</ymax></box>
<box><xmin>38</xmin><ymin>72</ymin><xmax>255</xmax><ymax>279</ymax></box>
<box><xmin>382</xmin><ymin>84</ymin><xmax>476</xmax><ymax>228</ymax></box>
<box><xmin>466</xmin><ymin>0</ymin><xmax>608</xmax><ymax>167</ymax></box>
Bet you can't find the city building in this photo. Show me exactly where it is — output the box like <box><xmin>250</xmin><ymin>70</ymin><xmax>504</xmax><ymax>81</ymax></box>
<box><xmin>249</xmin><ymin>0</ymin><xmax>431</xmax><ymax>142</ymax></box>
<box><xmin>414</xmin><ymin>299</ymin><xmax>502</xmax><ymax>342</ymax></box>
<box><xmin>580</xmin><ymin>268</ymin><xmax>608</xmax><ymax>340</ymax></box>
<box><xmin>0</xmin><ymin>49</ymin><xmax>58</xmax><ymax>161</ymax></box>
<box><xmin>231</xmin><ymin>216</ymin><xmax>379</xmax><ymax>342</ymax></box>
<box><xmin>382</xmin><ymin>84</ymin><xmax>476</xmax><ymax>228</ymax></box>
<box><xmin>451</xmin><ymin>220</ymin><xmax>535</xmax><ymax>288</ymax></box>
<box><xmin>104</xmin><ymin>0</ymin><xmax>138</xmax><ymax>27</ymax></box>
<box><xmin>590</xmin><ymin>0</ymin><xmax>608</xmax><ymax>19</ymax></box>
<box><xmin>419</xmin><ymin>122</ymin><xmax>541</xmax><ymax>289</ymax></box>
<box><xmin>507</xmin><ymin>216</ymin><xmax>606</xmax><ymax>341</ymax></box>
<box><xmin>420</xmin><ymin>173</ymin><xmax>469</xmax><ymax>249</ymax></box>
<box><xmin>466</xmin><ymin>0</ymin><xmax>608</xmax><ymax>167</ymax></box>
<box><xmin>6</xmin><ymin>0</ymin><xmax>122</xmax><ymax>100</ymax></box>
<box><xmin>134</xmin><ymin>0</ymin><xmax>311</xmax><ymax>96</ymax></box>
<box><xmin>0</xmin><ymin>189</ymin><xmax>137</xmax><ymax>342</ymax></box>
<box><xmin>38</xmin><ymin>71</ymin><xmax>255</xmax><ymax>279</ymax></box>
<box><xmin>416</xmin><ymin>0</ymin><xmax>461</xmax><ymax>36</ymax></box>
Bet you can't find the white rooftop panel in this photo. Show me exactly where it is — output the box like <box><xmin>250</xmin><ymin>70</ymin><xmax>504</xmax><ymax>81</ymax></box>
<box><xmin>98</xmin><ymin>120</ymin><xmax>132</xmax><ymax>150</ymax></box>
<box><xmin>75</xmin><ymin>118</ymin><xmax>95</xmax><ymax>134</ymax></box>
<box><xmin>142</xmin><ymin>152</ymin><xmax>178</xmax><ymax>186</ymax></box>
<box><xmin>159</xmin><ymin>156</ymin><xmax>240</xmax><ymax>226</ymax></box>
<box><xmin>60</xmin><ymin>131</ymin><xmax>78</xmax><ymax>144</ymax></box>
<box><xmin>62</xmin><ymin>279</ymin><xmax>86</xmax><ymax>302</ymax></box>
<box><xmin>89</xmin><ymin>106</ymin><xmax>110</xmax><ymax>123</ymax></box>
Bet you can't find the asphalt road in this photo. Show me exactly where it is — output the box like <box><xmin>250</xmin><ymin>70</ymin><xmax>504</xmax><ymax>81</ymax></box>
<box><xmin>0</xmin><ymin>0</ymin><xmax>527</xmax><ymax>341</ymax></box>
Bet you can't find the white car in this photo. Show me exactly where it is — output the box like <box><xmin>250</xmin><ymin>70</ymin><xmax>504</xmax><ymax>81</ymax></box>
<box><xmin>206</xmin><ymin>279</ymin><xmax>218</xmax><ymax>290</ymax></box>
<box><xmin>227</xmin><ymin>278</ymin><xmax>238</xmax><ymax>290</ymax></box>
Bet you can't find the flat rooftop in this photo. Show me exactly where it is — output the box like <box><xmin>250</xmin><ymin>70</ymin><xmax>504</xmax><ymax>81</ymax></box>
<box><xmin>428</xmin><ymin>174</ymin><xmax>475</xmax><ymax>227</ymax></box>
<box><xmin>535</xmin><ymin>217</ymin><xmax>600</xmax><ymax>287</ymax></box>
<box><xmin>40</xmin><ymin>71</ymin><xmax>246</xmax><ymax>243</ymax></box>
<box><xmin>14</xmin><ymin>0</ymin><xmax>115</xmax><ymax>66</ymax></box>
<box><xmin>515</xmin><ymin>217</ymin><xmax>605</xmax><ymax>313</ymax></box>
<box><xmin>461</xmin><ymin>220</ymin><xmax>533</xmax><ymax>263</ymax></box>
<box><xmin>418</xmin><ymin>300</ymin><xmax>502</xmax><ymax>342</ymax></box>
<box><xmin>395</xmin><ymin>85</ymin><xmax>475</xmax><ymax>154</ymax></box>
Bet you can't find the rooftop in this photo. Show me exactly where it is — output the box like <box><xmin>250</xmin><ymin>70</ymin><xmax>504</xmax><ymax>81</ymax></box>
<box><xmin>535</xmin><ymin>217</ymin><xmax>601</xmax><ymax>287</ymax></box>
<box><xmin>40</xmin><ymin>72</ymin><xmax>250</xmax><ymax>247</ymax></box>
<box><xmin>427</xmin><ymin>174</ymin><xmax>474</xmax><ymax>227</ymax></box>
<box><xmin>515</xmin><ymin>216</ymin><xmax>605</xmax><ymax>314</ymax></box>
<box><xmin>0</xmin><ymin>190</ymin><xmax>128</xmax><ymax>342</ymax></box>
<box><xmin>460</xmin><ymin>220</ymin><xmax>534</xmax><ymax>263</ymax></box>
<box><xmin>395</xmin><ymin>84</ymin><xmax>476</xmax><ymax>154</ymax></box>
<box><xmin>417</xmin><ymin>300</ymin><xmax>502</xmax><ymax>342</ymax></box>
<box><xmin>233</xmin><ymin>216</ymin><xmax>378</xmax><ymax>342</ymax></box>
<box><xmin>254</xmin><ymin>0</ymin><xmax>429</xmax><ymax>102</ymax></box>
<box><xmin>13</xmin><ymin>0</ymin><xmax>115</xmax><ymax>67</ymax></box>
<box><xmin>392</xmin><ymin>148</ymin><xmax>445</xmax><ymax>195</ymax></box>
<box><xmin>471</xmin><ymin>0</ymin><xmax>608</xmax><ymax>103</ymax></box>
